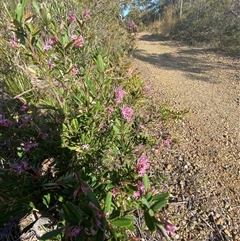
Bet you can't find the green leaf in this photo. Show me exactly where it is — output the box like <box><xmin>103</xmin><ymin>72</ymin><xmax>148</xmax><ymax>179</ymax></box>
<box><xmin>113</xmin><ymin>125</ymin><xmax>120</xmax><ymax>136</ymax></box>
<box><xmin>62</xmin><ymin>202</ymin><xmax>81</xmax><ymax>225</ymax></box>
<box><xmin>143</xmin><ymin>174</ymin><xmax>149</xmax><ymax>192</ymax></box>
<box><xmin>42</xmin><ymin>193</ymin><xmax>51</xmax><ymax>208</ymax></box>
<box><xmin>15</xmin><ymin>3</ymin><xmax>24</xmax><ymax>24</ymax></box>
<box><xmin>32</xmin><ymin>0</ymin><xmax>41</xmax><ymax>16</ymax></box>
<box><xmin>109</xmin><ymin>227</ymin><xmax>117</xmax><ymax>239</ymax></box>
<box><xmin>148</xmin><ymin>209</ymin><xmax>154</xmax><ymax>217</ymax></box>
<box><xmin>141</xmin><ymin>197</ymin><xmax>150</xmax><ymax>209</ymax></box>
<box><xmin>109</xmin><ymin>209</ymin><xmax>120</xmax><ymax>220</ymax></box>
<box><xmin>110</xmin><ymin>217</ymin><xmax>133</xmax><ymax>228</ymax></box>
<box><xmin>79</xmin><ymin>203</ymin><xmax>93</xmax><ymax>216</ymax></box>
<box><xmin>97</xmin><ymin>55</ymin><xmax>104</xmax><ymax>73</ymax></box>
<box><xmin>94</xmin><ymin>230</ymin><xmax>105</xmax><ymax>241</ymax></box>
<box><xmin>71</xmin><ymin>118</ymin><xmax>79</xmax><ymax>131</ymax></box>
<box><xmin>75</xmin><ymin>230</ymin><xmax>85</xmax><ymax>241</ymax></box>
<box><xmin>144</xmin><ymin>211</ymin><xmax>156</xmax><ymax>233</ymax></box>
<box><xmin>104</xmin><ymin>192</ymin><xmax>112</xmax><ymax>213</ymax></box>
<box><xmin>152</xmin><ymin>193</ymin><xmax>169</xmax><ymax>202</ymax></box>
<box><xmin>39</xmin><ymin>228</ymin><xmax>64</xmax><ymax>240</ymax></box>
<box><xmin>86</xmin><ymin>78</ymin><xmax>96</xmax><ymax>96</ymax></box>
<box><xmin>151</xmin><ymin>199</ymin><xmax>168</xmax><ymax>212</ymax></box>
<box><xmin>87</xmin><ymin>188</ymin><xmax>101</xmax><ymax>209</ymax></box>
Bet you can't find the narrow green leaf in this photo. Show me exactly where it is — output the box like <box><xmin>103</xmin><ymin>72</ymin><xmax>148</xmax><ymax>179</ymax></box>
<box><xmin>39</xmin><ymin>228</ymin><xmax>64</xmax><ymax>240</ymax></box>
<box><xmin>143</xmin><ymin>174</ymin><xmax>149</xmax><ymax>192</ymax></box>
<box><xmin>75</xmin><ymin>230</ymin><xmax>85</xmax><ymax>241</ymax></box>
<box><xmin>152</xmin><ymin>193</ymin><xmax>169</xmax><ymax>202</ymax></box>
<box><xmin>109</xmin><ymin>209</ymin><xmax>121</xmax><ymax>220</ymax></box>
<box><xmin>151</xmin><ymin>199</ymin><xmax>168</xmax><ymax>212</ymax></box>
<box><xmin>87</xmin><ymin>188</ymin><xmax>101</xmax><ymax>209</ymax></box>
<box><xmin>79</xmin><ymin>203</ymin><xmax>93</xmax><ymax>216</ymax></box>
<box><xmin>32</xmin><ymin>0</ymin><xmax>41</xmax><ymax>15</ymax></box>
<box><xmin>62</xmin><ymin>202</ymin><xmax>81</xmax><ymax>225</ymax></box>
<box><xmin>94</xmin><ymin>230</ymin><xmax>105</xmax><ymax>241</ymax></box>
<box><xmin>144</xmin><ymin>211</ymin><xmax>156</xmax><ymax>233</ymax></box>
<box><xmin>97</xmin><ymin>55</ymin><xmax>104</xmax><ymax>73</ymax></box>
<box><xmin>104</xmin><ymin>192</ymin><xmax>112</xmax><ymax>213</ymax></box>
<box><xmin>110</xmin><ymin>217</ymin><xmax>133</xmax><ymax>228</ymax></box>
<box><xmin>113</xmin><ymin>125</ymin><xmax>120</xmax><ymax>135</ymax></box>
<box><xmin>15</xmin><ymin>3</ymin><xmax>24</xmax><ymax>24</ymax></box>
<box><xmin>141</xmin><ymin>197</ymin><xmax>150</xmax><ymax>209</ymax></box>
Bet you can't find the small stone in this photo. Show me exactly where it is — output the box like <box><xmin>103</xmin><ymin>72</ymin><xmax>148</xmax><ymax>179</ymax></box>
<box><xmin>224</xmin><ymin>229</ymin><xmax>232</xmax><ymax>237</ymax></box>
<box><xmin>216</xmin><ymin>218</ymin><xmax>224</xmax><ymax>225</ymax></box>
<box><xmin>167</xmin><ymin>164</ymin><xmax>172</xmax><ymax>170</ymax></box>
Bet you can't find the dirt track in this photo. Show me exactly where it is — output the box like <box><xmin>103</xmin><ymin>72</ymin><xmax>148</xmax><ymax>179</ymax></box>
<box><xmin>133</xmin><ymin>32</ymin><xmax>240</xmax><ymax>240</ymax></box>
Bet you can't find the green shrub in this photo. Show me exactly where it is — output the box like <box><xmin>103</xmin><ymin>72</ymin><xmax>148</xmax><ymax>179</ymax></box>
<box><xmin>0</xmin><ymin>0</ymin><xmax>174</xmax><ymax>240</ymax></box>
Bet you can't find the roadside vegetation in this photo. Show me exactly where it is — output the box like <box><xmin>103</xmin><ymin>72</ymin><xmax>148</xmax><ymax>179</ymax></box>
<box><xmin>126</xmin><ymin>0</ymin><xmax>240</xmax><ymax>55</ymax></box>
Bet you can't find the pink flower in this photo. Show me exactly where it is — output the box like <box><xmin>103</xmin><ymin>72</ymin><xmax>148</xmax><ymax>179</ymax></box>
<box><xmin>144</xmin><ymin>85</ymin><xmax>151</xmax><ymax>92</ymax></box>
<box><xmin>81</xmin><ymin>182</ymin><xmax>90</xmax><ymax>196</ymax></box>
<box><xmin>69</xmin><ymin>226</ymin><xmax>82</xmax><ymax>238</ymax></box>
<box><xmin>163</xmin><ymin>220</ymin><xmax>177</xmax><ymax>236</ymax></box>
<box><xmin>48</xmin><ymin>59</ymin><xmax>55</xmax><ymax>69</ymax></box>
<box><xmin>71</xmin><ymin>67</ymin><xmax>79</xmax><ymax>75</ymax></box>
<box><xmin>9</xmin><ymin>33</ymin><xmax>19</xmax><ymax>48</ymax></box>
<box><xmin>20</xmin><ymin>103</ymin><xmax>28</xmax><ymax>112</ymax></box>
<box><xmin>23</xmin><ymin>140</ymin><xmax>38</xmax><ymax>152</ymax></box>
<box><xmin>11</xmin><ymin>161</ymin><xmax>29</xmax><ymax>175</ymax></box>
<box><xmin>133</xmin><ymin>180</ymin><xmax>146</xmax><ymax>199</ymax></box>
<box><xmin>115</xmin><ymin>88</ymin><xmax>125</xmax><ymax>104</ymax></box>
<box><xmin>0</xmin><ymin>115</ymin><xmax>12</xmax><ymax>127</ymax></box>
<box><xmin>121</xmin><ymin>107</ymin><xmax>133</xmax><ymax>121</ymax></box>
<box><xmin>128</xmin><ymin>20</ymin><xmax>138</xmax><ymax>31</ymax></box>
<box><xmin>136</xmin><ymin>154</ymin><xmax>150</xmax><ymax>176</ymax></box>
<box><xmin>73</xmin><ymin>35</ymin><xmax>84</xmax><ymax>47</ymax></box>
<box><xmin>107</xmin><ymin>107</ymin><xmax>114</xmax><ymax>115</ymax></box>
<box><xmin>43</xmin><ymin>44</ymin><xmax>52</xmax><ymax>51</ymax></box>
<box><xmin>73</xmin><ymin>186</ymin><xmax>81</xmax><ymax>199</ymax></box>
<box><xmin>68</xmin><ymin>13</ymin><xmax>76</xmax><ymax>23</ymax></box>
<box><xmin>70</xmin><ymin>34</ymin><xmax>78</xmax><ymax>40</ymax></box>
<box><xmin>48</xmin><ymin>37</ymin><xmax>57</xmax><ymax>46</ymax></box>
<box><xmin>82</xmin><ymin>143</ymin><xmax>89</xmax><ymax>150</ymax></box>
<box><xmin>10</xmin><ymin>39</ymin><xmax>18</xmax><ymax>48</ymax></box>
<box><xmin>83</xmin><ymin>9</ymin><xmax>90</xmax><ymax>20</ymax></box>
<box><xmin>164</xmin><ymin>139</ymin><xmax>171</xmax><ymax>148</ymax></box>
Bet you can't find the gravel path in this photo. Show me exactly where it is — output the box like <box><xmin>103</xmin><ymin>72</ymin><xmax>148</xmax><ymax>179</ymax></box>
<box><xmin>133</xmin><ymin>32</ymin><xmax>240</xmax><ymax>240</ymax></box>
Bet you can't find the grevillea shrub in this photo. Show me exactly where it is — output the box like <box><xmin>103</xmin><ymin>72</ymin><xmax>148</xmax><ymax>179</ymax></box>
<box><xmin>0</xmin><ymin>0</ymin><xmax>176</xmax><ymax>240</ymax></box>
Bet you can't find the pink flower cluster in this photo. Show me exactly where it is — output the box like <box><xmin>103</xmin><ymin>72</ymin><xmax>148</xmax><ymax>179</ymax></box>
<box><xmin>83</xmin><ymin>9</ymin><xmax>90</xmax><ymax>20</ymax></box>
<box><xmin>164</xmin><ymin>139</ymin><xmax>171</xmax><ymax>148</ymax></box>
<box><xmin>71</xmin><ymin>67</ymin><xmax>79</xmax><ymax>75</ymax></box>
<box><xmin>69</xmin><ymin>226</ymin><xmax>82</xmax><ymax>238</ymax></box>
<box><xmin>23</xmin><ymin>140</ymin><xmax>38</xmax><ymax>152</ymax></box>
<box><xmin>163</xmin><ymin>220</ymin><xmax>177</xmax><ymax>236</ymax></box>
<box><xmin>68</xmin><ymin>13</ymin><xmax>76</xmax><ymax>23</ymax></box>
<box><xmin>43</xmin><ymin>37</ymin><xmax>57</xmax><ymax>51</ymax></box>
<box><xmin>136</xmin><ymin>154</ymin><xmax>150</xmax><ymax>176</ymax></box>
<box><xmin>128</xmin><ymin>20</ymin><xmax>138</xmax><ymax>31</ymax></box>
<box><xmin>115</xmin><ymin>88</ymin><xmax>125</xmax><ymax>104</ymax></box>
<box><xmin>73</xmin><ymin>35</ymin><xmax>84</xmax><ymax>48</ymax></box>
<box><xmin>11</xmin><ymin>161</ymin><xmax>29</xmax><ymax>175</ymax></box>
<box><xmin>10</xmin><ymin>34</ymin><xmax>19</xmax><ymax>48</ymax></box>
<box><xmin>73</xmin><ymin>182</ymin><xmax>90</xmax><ymax>199</ymax></box>
<box><xmin>0</xmin><ymin>115</ymin><xmax>12</xmax><ymax>127</ymax></box>
<box><xmin>133</xmin><ymin>180</ymin><xmax>146</xmax><ymax>198</ymax></box>
<box><xmin>121</xmin><ymin>107</ymin><xmax>133</xmax><ymax>121</ymax></box>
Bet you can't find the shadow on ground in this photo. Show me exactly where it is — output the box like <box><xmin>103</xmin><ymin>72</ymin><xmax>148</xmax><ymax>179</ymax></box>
<box><xmin>135</xmin><ymin>33</ymin><xmax>237</xmax><ymax>83</ymax></box>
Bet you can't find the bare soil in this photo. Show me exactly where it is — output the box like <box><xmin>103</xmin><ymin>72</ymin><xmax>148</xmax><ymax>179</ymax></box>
<box><xmin>133</xmin><ymin>32</ymin><xmax>240</xmax><ymax>241</ymax></box>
